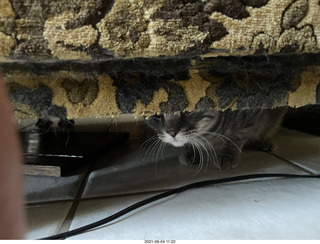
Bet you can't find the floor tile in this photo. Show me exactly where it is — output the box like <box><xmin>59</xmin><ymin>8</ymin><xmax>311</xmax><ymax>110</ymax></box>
<box><xmin>82</xmin><ymin>133</ymin><xmax>306</xmax><ymax>199</ymax></box>
<box><xmin>69</xmin><ymin>178</ymin><xmax>320</xmax><ymax>240</ymax></box>
<box><xmin>272</xmin><ymin>128</ymin><xmax>320</xmax><ymax>174</ymax></box>
<box><xmin>26</xmin><ymin>202</ymin><xmax>72</xmax><ymax>240</ymax></box>
<box><xmin>25</xmin><ymin>174</ymin><xmax>84</xmax><ymax>204</ymax></box>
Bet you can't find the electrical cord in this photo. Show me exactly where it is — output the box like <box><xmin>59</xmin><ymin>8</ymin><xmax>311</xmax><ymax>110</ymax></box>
<box><xmin>39</xmin><ymin>173</ymin><xmax>320</xmax><ymax>240</ymax></box>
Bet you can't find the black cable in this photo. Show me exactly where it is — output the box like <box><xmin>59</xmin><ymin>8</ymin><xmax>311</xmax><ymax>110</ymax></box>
<box><xmin>39</xmin><ymin>173</ymin><xmax>320</xmax><ymax>240</ymax></box>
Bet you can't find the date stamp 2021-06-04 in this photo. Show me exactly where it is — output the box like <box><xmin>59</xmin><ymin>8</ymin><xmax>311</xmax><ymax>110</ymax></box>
<box><xmin>144</xmin><ymin>240</ymin><xmax>176</xmax><ymax>244</ymax></box>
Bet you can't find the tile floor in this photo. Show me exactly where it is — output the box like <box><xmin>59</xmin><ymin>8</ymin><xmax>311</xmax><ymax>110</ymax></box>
<box><xmin>25</xmin><ymin>127</ymin><xmax>320</xmax><ymax>240</ymax></box>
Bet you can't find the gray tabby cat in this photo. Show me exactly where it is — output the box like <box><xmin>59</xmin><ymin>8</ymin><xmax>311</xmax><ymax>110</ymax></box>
<box><xmin>145</xmin><ymin>108</ymin><xmax>285</xmax><ymax>170</ymax></box>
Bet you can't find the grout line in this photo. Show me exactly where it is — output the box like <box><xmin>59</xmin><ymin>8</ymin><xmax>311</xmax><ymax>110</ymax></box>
<box><xmin>25</xmin><ymin>174</ymin><xmax>299</xmax><ymax>207</ymax></box>
<box><xmin>73</xmin><ymin>190</ymin><xmax>167</xmax><ymax>203</ymax></box>
<box><xmin>64</xmin><ymin>175</ymin><xmax>296</xmax><ymax>204</ymax></box>
<box><xmin>268</xmin><ymin>152</ymin><xmax>317</xmax><ymax>175</ymax></box>
<box><xmin>55</xmin><ymin>163</ymin><xmax>94</xmax><ymax>239</ymax></box>
<box><xmin>25</xmin><ymin>190</ymin><xmax>165</xmax><ymax>207</ymax></box>
<box><xmin>25</xmin><ymin>199</ymin><xmax>74</xmax><ymax>207</ymax></box>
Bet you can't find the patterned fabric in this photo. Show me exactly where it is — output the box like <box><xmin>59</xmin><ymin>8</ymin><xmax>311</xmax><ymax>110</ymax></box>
<box><xmin>1</xmin><ymin>0</ymin><xmax>319</xmax><ymax>59</ymax></box>
<box><xmin>0</xmin><ymin>0</ymin><xmax>320</xmax><ymax>120</ymax></box>
<box><xmin>1</xmin><ymin>55</ymin><xmax>320</xmax><ymax>120</ymax></box>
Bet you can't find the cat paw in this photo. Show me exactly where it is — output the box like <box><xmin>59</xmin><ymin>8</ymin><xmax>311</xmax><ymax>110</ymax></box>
<box><xmin>178</xmin><ymin>146</ymin><xmax>242</xmax><ymax>170</ymax></box>
<box><xmin>261</xmin><ymin>139</ymin><xmax>278</xmax><ymax>152</ymax></box>
<box><xmin>245</xmin><ymin>139</ymin><xmax>278</xmax><ymax>152</ymax></box>
<box><xmin>217</xmin><ymin>155</ymin><xmax>239</xmax><ymax>170</ymax></box>
<box><xmin>217</xmin><ymin>150</ymin><xmax>241</xmax><ymax>170</ymax></box>
<box><xmin>179</xmin><ymin>151</ymin><xmax>196</xmax><ymax>166</ymax></box>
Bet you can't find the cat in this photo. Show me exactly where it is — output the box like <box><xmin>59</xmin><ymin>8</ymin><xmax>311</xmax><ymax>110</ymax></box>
<box><xmin>145</xmin><ymin>108</ymin><xmax>286</xmax><ymax>170</ymax></box>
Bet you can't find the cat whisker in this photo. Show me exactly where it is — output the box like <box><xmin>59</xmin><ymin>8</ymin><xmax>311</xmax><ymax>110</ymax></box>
<box><xmin>143</xmin><ymin>137</ymin><xmax>162</xmax><ymax>162</ymax></box>
<box><xmin>199</xmin><ymin>131</ymin><xmax>242</xmax><ymax>153</ymax></box>
<box><xmin>149</xmin><ymin>139</ymin><xmax>163</xmax><ymax>161</ymax></box>
<box><xmin>198</xmin><ymin>138</ymin><xmax>210</xmax><ymax>173</ymax></box>
<box><xmin>140</xmin><ymin>136</ymin><xmax>158</xmax><ymax>151</ymax></box>
<box><xmin>155</xmin><ymin>140</ymin><xmax>166</xmax><ymax>162</ymax></box>
<box><xmin>189</xmin><ymin>137</ymin><xmax>205</xmax><ymax>176</ymax></box>
<box><xmin>188</xmin><ymin>139</ymin><xmax>197</xmax><ymax>164</ymax></box>
<box><xmin>197</xmin><ymin>135</ymin><xmax>219</xmax><ymax>170</ymax></box>
<box><xmin>140</xmin><ymin>135</ymin><xmax>157</xmax><ymax>146</ymax></box>
<box><xmin>185</xmin><ymin>129</ymin><xmax>241</xmax><ymax>153</ymax></box>
<box><xmin>154</xmin><ymin>141</ymin><xmax>164</xmax><ymax>176</ymax></box>
<box><xmin>193</xmin><ymin>137</ymin><xmax>211</xmax><ymax>174</ymax></box>
<box><xmin>157</xmin><ymin>135</ymin><xmax>166</xmax><ymax>140</ymax></box>
<box><xmin>139</xmin><ymin>136</ymin><xmax>158</xmax><ymax>160</ymax></box>
<box><xmin>160</xmin><ymin>142</ymin><xmax>167</xmax><ymax>160</ymax></box>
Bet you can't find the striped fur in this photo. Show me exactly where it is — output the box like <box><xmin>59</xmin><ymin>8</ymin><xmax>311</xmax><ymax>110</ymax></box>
<box><xmin>145</xmin><ymin>108</ymin><xmax>285</xmax><ymax>171</ymax></box>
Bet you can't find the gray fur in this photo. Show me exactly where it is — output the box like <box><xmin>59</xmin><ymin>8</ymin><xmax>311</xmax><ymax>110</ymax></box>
<box><xmin>145</xmin><ymin>108</ymin><xmax>286</xmax><ymax>171</ymax></box>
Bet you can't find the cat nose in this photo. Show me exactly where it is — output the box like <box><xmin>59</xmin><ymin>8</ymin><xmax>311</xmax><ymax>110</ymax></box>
<box><xmin>167</xmin><ymin>130</ymin><xmax>178</xmax><ymax>138</ymax></box>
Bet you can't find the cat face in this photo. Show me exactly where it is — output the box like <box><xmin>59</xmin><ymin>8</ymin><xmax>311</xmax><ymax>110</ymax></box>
<box><xmin>146</xmin><ymin>110</ymin><xmax>219</xmax><ymax>147</ymax></box>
